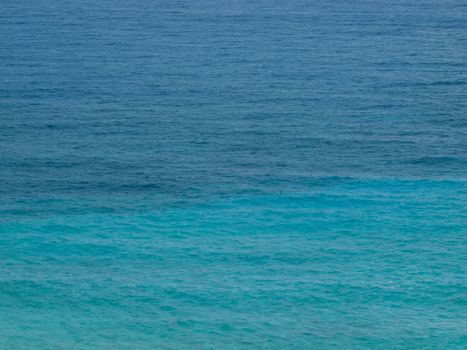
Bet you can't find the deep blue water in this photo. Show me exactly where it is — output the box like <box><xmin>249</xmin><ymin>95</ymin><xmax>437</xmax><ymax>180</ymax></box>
<box><xmin>1</xmin><ymin>1</ymin><xmax>466</xmax><ymax>349</ymax></box>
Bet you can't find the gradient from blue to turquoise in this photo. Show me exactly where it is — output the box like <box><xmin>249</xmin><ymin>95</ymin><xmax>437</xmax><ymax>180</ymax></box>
<box><xmin>1</xmin><ymin>1</ymin><xmax>466</xmax><ymax>349</ymax></box>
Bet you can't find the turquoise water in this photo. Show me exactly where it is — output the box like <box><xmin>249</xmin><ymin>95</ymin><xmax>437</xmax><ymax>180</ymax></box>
<box><xmin>1</xmin><ymin>1</ymin><xmax>467</xmax><ymax>349</ymax></box>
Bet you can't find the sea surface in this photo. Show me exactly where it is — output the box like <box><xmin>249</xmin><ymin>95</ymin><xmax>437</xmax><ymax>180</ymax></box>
<box><xmin>1</xmin><ymin>1</ymin><xmax>466</xmax><ymax>349</ymax></box>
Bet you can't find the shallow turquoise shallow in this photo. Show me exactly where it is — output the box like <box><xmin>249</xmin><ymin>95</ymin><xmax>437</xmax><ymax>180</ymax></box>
<box><xmin>1</xmin><ymin>0</ymin><xmax>467</xmax><ymax>349</ymax></box>
<box><xmin>1</xmin><ymin>179</ymin><xmax>466</xmax><ymax>349</ymax></box>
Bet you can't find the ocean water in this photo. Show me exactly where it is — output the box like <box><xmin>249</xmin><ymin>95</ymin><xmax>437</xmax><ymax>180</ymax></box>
<box><xmin>1</xmin><ymin>0</ymin><xmax>466</xmax><ymax>349</ymax></box>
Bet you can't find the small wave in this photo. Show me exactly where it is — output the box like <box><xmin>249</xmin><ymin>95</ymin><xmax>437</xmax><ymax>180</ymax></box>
<box><xmin>409</xmin><ymin>156</ymin><xmax>466</xmax><ymax>166</ymax></box>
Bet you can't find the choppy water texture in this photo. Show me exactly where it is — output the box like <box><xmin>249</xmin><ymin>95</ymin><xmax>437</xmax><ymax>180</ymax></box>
<box><xmin>1</xmin><ymin>1</ymin><xmax>466</xmax><ymax>349</ymax></box>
